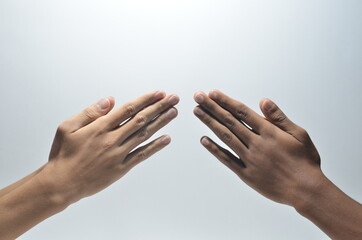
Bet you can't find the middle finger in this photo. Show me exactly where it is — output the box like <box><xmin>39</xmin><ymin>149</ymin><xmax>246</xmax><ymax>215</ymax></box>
<box><xmin>114</xmin><ymin>94</ymin><xmax>179</xmax><ymax>144</ymax></box>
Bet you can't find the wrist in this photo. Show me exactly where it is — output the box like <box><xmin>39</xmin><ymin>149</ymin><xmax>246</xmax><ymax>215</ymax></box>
<box><xmin>34</xmin><ymin>163</ymin><xmax>74</xmax><ymax>211</ymax></box>
<box><xmin>292</xmin><ymin>169</ymin><xmax>332</xmax><ymax>215</ymax></box>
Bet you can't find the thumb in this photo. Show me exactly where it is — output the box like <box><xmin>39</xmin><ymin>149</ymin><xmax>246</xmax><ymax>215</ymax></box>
<box><xmin>260</xmin><ymin>98</ymin><xmax>301</xmax><ymax>137</ymax></box>
<box><xmin>65</xmin><ymin>97</ymin><xmax>115</xmax><ymax>133</ymax></box>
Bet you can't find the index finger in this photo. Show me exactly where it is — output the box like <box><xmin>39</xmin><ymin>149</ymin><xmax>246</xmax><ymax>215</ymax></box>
<box><xmin>104</xmin><ymin>91</ymin><xmax>166</xmax><ymax>130</ymax></box>
<box><xmin>208</xmin><ymin>90</ymin><xmax>265</xmax><ymax>133</ymax></box>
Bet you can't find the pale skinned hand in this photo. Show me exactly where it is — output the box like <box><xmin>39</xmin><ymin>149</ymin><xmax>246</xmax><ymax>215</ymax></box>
<box><xmin>39</xmin><ymin>91</ymin><xmax>179</xmax><ymax>205</ymax></box>
<box><xmin>193</xmin><ymin>89</ymin><xmax>322</xmax><ymax>208</ymax></box>
<box><xmin>0</xmin><ymin>97</ymin><xmax>116</xmax><ymax>200</ymax></box>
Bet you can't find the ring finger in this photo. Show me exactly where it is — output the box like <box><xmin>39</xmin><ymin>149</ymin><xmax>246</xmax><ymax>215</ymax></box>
<box><xmin>193</xmin><ymin>106</ymin><xmax>248</xmax><ymax>157</ymax></box>
<box><xmin>121</xmin><ymin>107</ymin><xmax>178</xmax><ymax>152</ymax></box>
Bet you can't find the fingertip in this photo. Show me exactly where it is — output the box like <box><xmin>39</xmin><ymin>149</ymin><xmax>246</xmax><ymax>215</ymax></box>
<box><xmin>261</xmin><ymin>98</ymin><xmax>275</xmax><ymax>113</ymax></box>
<box><xmin>193</xmin><ymin>91</ymin><xmax>201</xmax><ymax>98</ymax></box>
<box><xmin>154</xmin><ymin>90</ymin><xmax>166</xmax><ymax>99</ymax></box>
<box><xmin>166</xmin><ymin>107</ymin><xmax>178</xmax><ymax>119</ymax></box>
<box><xmin>259</xmin><ymin>98</ymin><xmax>268</xmax><ymax>110</ymax></box>
<box><xmin>173</xmin><ymin>107</ymin><xmax>179</xmax><ymax>117</ymax></box>
<box><xmin>193</xmin><ymin>106</ymin><xmax>204</xmax><ymax>116</ymax></box>
<box><xmin>97</xmin><ymin>98</ymin><xmax>111</xmax><ymax>111</ymax></box>
<box><xmin>259</xmin><ymin>97</ymin><xmax>267</xmax><ymax>105</ymax></box>
<box><xmin>194</xmin><ymin>91</ymin><xmax>205</xmax><ymax>103</ymax></box>
<box><xmin>107</xmin><ymin>96</ymin><xmax>115</xmax><ymax>109</ymax></box>
<box><xmin>173</xmin><ymin>94</ymin><xmax>180</xmax><ymax>104</ymax></box>
<box><xmin>200</xmin><ymin>136</ymin><xmax>210</xmax><ymax>147</ymax></box>
<box><xmin>208</xmin><ymin>89</ymin><xmax>220</xmax><ymax>99</ymax></box>
<box><xmin>161</xmin><ymin>135</ymin><xmax>171</xmax><ymax>145</ymax></box>
<box><xmin>168</xmin><ymin>94</ymin><xmax>180</xmax><ymax>105</ymax></box>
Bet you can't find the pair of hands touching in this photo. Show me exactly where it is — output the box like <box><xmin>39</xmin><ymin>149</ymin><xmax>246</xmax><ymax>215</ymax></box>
<box><xmin>0</xmin><ymin>90</ymin><xmax>361</xmax><ymax>240</ymax></box>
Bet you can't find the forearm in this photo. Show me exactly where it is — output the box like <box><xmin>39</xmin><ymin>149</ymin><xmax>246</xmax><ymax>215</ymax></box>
<box><xmin>0</xmin><ymin>164</ymin><xmax>45</xmax><ymax>198</ymax></box>
<box><xmin>295</xmin><ymin>174</ymin><xmax>362</xmax><ymax>240</ymax></box>
<box><xmin>0</xmin><ymin>171</ymin><xmax>67</xmax><ymax>240</ymax></box>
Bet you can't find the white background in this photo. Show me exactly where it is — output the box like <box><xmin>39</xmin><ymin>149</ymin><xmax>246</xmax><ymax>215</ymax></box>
<box><xmin>0</xmin><ymin>1</ymin><xmax>361</xmax><ymax>239</ymax></box>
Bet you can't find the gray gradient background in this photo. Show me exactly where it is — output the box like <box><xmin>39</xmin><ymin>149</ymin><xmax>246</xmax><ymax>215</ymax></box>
<box><xmin>0</xmin><ymin>1</ymin><xmax>361</xmax><ymax>239</ymax></box>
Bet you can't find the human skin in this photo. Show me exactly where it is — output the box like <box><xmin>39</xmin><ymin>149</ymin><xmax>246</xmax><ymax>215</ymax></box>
<box><xmin>0</xmin><ymin>165</ymin><xmax>45</xmax><ymax>198</ymax></box>
<box><xmin>193</xmin><ymin>89</ymin><xmax>362</xmax><ymax>240</ymax></box>
<box><xmin>0</xmin><ymin>91</ymin><xmax>179</xmax><ymax>240</ymax></box>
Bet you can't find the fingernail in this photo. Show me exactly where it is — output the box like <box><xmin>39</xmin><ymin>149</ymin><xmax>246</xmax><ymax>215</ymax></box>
<box><xmin>97</xmin><ymin>98</ymin><xmax>110</xmax><ymax>110</ymax></box>
<box><xmin>194</xmin><ymin>107</ymin><xmax>204</xmax><ymax>116</ymax></box>
<box><xmin>209</xmin><ymin>90</ymin><xmax>218</xmax><ymax>99</ymax></box>
<box><xmin>201</xmin><ymin>137</ymin><xmax>210</xmax><ymax>146</ymax></box>
<box><xmin>195</xmin><ymin>93</ymin><xmax>204</xmax><ymax>103</ymax></box>
<box><xmin>161</xmin><ymin>135</ymin><xmax>171</xmax><ymax>145</ymax></box>
<box><xmin>166</xmin><ymin>108</ymin><xmax>177</xmax><ymax>119</ymax></box>
<box><xmin>155</xmin><ymin>91</ymin><xmax>166</xmax><ymax>99</ymax></box>
<box><xmin>168</xmin><ymin>95</ymin><xmax>179</xmax><ymax>105</ymax></box>
<box><xmin>263</xmin><ymin>99</ymin><xmax>275</xmax><ymax>112</ymax></box>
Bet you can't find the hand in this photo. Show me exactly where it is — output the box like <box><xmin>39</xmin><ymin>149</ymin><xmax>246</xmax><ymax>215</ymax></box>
<box><xmin>0</xmin><ymin>98</ymin><xmax>115</xmax><ymax>199</ymax></box>
<box><xmin>40</xmin><ymin>91</ymin><xmax>179</xmax><ymax>205</ymax></box>
<box><xmin>193</xmin><ymin>89</ymin><xmax>323</xmax><ymax>208</ymax></box>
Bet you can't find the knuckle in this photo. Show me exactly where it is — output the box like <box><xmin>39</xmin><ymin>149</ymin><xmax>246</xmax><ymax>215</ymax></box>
<box><xmin>203</xmin><ymin>115</ymin><xmax>212</xmax><ymax>125</ymax></box>
<box><xmin>216</xmin><ymin>95</ymin><xmax>231</xmax><ymax>108</ymax></box>
<box><xmin>158</xmin><ymin>102</ymin><xmax>165</xmax><ymax>110</ymax></box>
<box><xmin>297</xmin><ymin>128</ymin><xmax>309</xmax><ymax>139</ymax></box>
<box><xmin>236</xmin><ymin>105</ymin><xmax>248</xmax><ymax>120</ymax></box>
<box><xmin>209</xmin><ymin>143</ymin><xmax>221</xmax><ymax>155</ymax></box>
<box><xmin>136</xmin><ymin>115</ymin><xmax>147</xmax><ymax>125</ymax></box>
<box><xmin>117</xmin><ymin>146</ymin><xmax>129</xmax><ymax>159</ymax></box>
<box><xmin>138</xmin><ymin>128</ymin><xmax>149</xmax><ymax>140</ymax></box>
<box><xmin>224</xmin><ymin>115</ymin><xmax>235</xmax><ymax>128</ymax></box>
<box><xmin>219</xmin><ymin>97</ymin><xmax>229</xmax><ymax>107</ymax></box>
<box><xmin>204</xmin><ymin>102</ymin><xmax>214</xmax><ymax>111</ymax></box>
<box><xmin>125</xmin><ymin>104</ymin><xmax>136</xmax><ymax>116</ymax></box>
<box><xmin>102</xmin><ymin>142</ymin><xmax>113</xmax><ymax>150</ymax></box>
<box><xmin>273</xmin><ymin>113</ymin><xmax>287</xmax><ymax>124</ymax></box>
<box><xmin>56</xmin><ymin>122</ymin><xmax>69</xmax><ymax>134</ymax></box>
<box><xmin>102</xmin><ymin>139</ymin><xmax>115</xmax><ymax>150</ymax></box>
<box><xmin>83</xmin><ymin>107</ymin><xmax>98</xmax><ymax>120</ymax></box>
<box><xmin>137</xmin><ymin>150</ymin><xmax>147</xmax><ymax>161</ymax></box>
<box><xmin>221</xmin><ymin>132</ymin><xmax>233</xmax><ymax>143</ymax></box>
<box><xmin>220</xmin><ymin>152</ymin><xmax>232</xmax><ymax>164</ymax></box>
<box><xmin>246</xmin><ymin>137</ymin><xmax>255</xmax><ymax>149</ymax></box>
<box><xmin>212</xmin><ymin>147</ymin><xmax>223</xmax><ymax>159</ymax></box>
